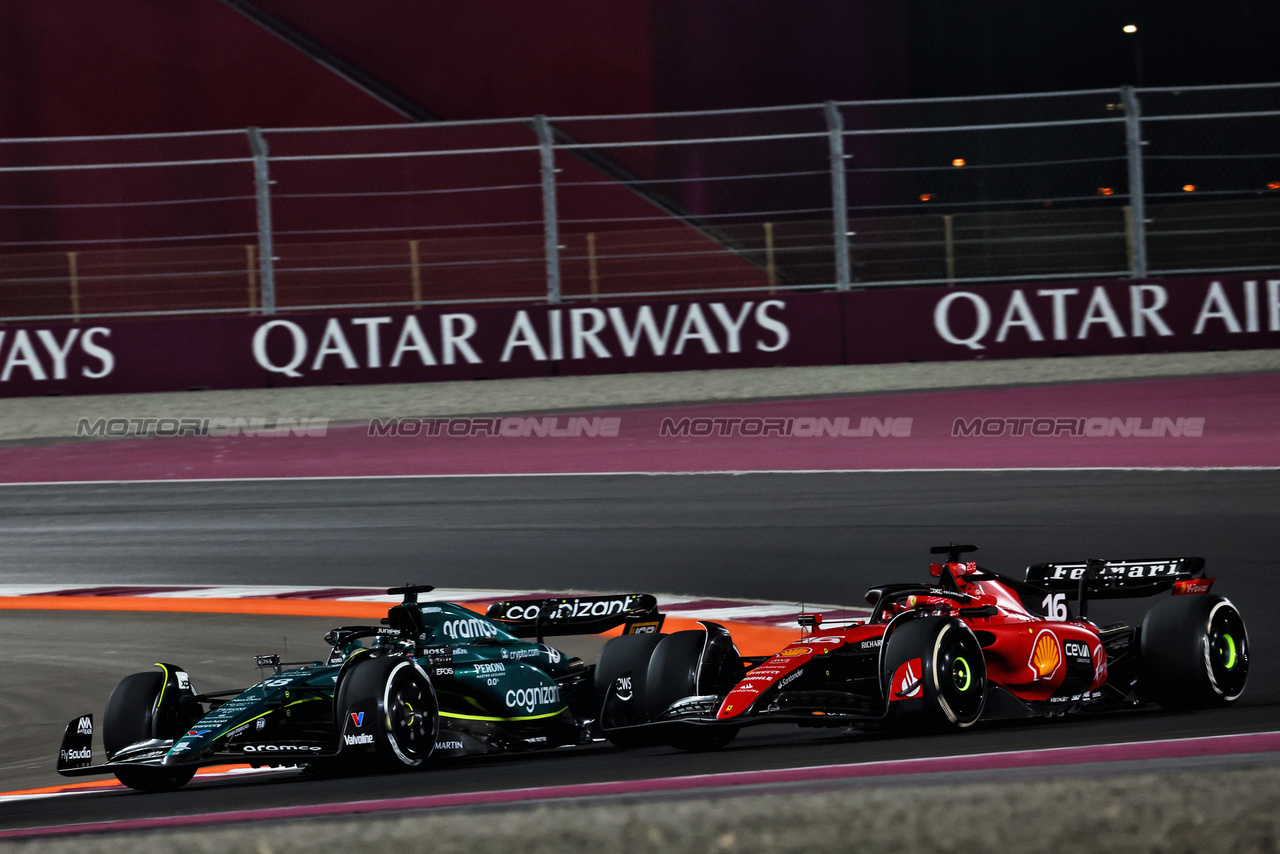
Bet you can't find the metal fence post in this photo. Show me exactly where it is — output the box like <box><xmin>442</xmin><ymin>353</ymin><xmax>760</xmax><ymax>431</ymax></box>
<box><xmin>534</xmin><ymin>115</ymin><xmax>562</xmax><ymax>304</ymax></box>
<box><xmin>824</xmin><ymin>101</ymin><xmax>852</xmax><ymax>291</ymax></box>
<box><xmin>1121</xmin><ymin>86</ymin><xmax>1148</xmax><ymax>278</ymax></box>
<box><xmin>246</xmin><ymin>127</ymin><xmax>277</xmax><ymax>314</ymax></box>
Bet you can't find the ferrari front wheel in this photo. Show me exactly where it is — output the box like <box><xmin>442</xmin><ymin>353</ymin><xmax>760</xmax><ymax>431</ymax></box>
<box><xmin>882</xmin><ymin>616</ymin><xmax>986</xmax><ymax>730</ymax></box>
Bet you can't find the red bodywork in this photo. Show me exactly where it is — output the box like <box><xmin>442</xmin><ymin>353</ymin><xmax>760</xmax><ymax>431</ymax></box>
<box><xmin>716</xmin><ymin>560</ymin><xmax>1108</xmax><ymax>720</ymax></box>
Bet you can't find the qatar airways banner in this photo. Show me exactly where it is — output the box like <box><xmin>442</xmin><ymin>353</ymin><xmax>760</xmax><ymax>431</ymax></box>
<box><xmin>846</xmin><ymin>273</ymin><xmax>1280</xmax><ymax>362</ymax></box>
<box><xmin>0</xmin><ymin>296</ymin><xmax>839</xmax><ymax>397</ymax></box>
<box><xmin>0</xmin><ymin>274</ymin><xmax>1275</xmax><ymax>397</ymax></box>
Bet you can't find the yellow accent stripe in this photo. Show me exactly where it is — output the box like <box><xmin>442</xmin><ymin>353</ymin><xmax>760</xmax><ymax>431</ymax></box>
<box><xmin>153</xmin><ymin>663</ymin><xmax>170</xmax><ymax>720</ymax></box>
<box><xmin>190</xmin><ymin>697</ymin><xmax>322</xmax><ymax>744</ymax></box>
<box><xmin>439</xmin><ymin>707</ymin><xmax>567</xmax><ymax>723</ymax></box>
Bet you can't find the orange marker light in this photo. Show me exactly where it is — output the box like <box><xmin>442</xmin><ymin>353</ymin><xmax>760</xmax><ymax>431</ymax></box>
<box><xmin>952</xmin><ymin>158</ymin><xmax>966</xmax><ymax>167</ymax></box>
<box><xmin>1097</xmin><ymin>187</ymin><xmax>1115</xmax><ymax>196</ymax></box>
<box><xmin>919</xmin><ymin>193</ymin><xmax>935</xmax><ymax>201</ymax></box>
<box><xmin>1182</xmin><ymin>184</ymin><xmax>1197</xmax><ymax>192</ymax></box>
<box><xmin>1268</xmin><ymin>182</ymin><xmax>1280</xmax><ymax>190</ymax></box>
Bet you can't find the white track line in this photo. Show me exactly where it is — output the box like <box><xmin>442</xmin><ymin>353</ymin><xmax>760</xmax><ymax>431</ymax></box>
<box><xmin>0</xmin><ymin>465</ymin><xmax>1278</xmax><ymax>487</ymax></box>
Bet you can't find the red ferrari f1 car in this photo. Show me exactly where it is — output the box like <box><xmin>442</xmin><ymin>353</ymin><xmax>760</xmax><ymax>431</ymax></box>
<box><xmin>594</xmin><ymin>544</ymin><xmax>1249</xmax><ymax>750</ymax></box>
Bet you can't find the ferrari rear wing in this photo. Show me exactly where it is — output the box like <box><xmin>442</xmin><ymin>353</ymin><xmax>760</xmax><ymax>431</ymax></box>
<box><xmin>487</xmin><ymin>594</ymin><xmax>663</xmax><ymax>641</ymax></box>
<box><xmin>1025</xmin><ymin>557</ymin><xmax>1207</xmax><ymax>600</ymax></box>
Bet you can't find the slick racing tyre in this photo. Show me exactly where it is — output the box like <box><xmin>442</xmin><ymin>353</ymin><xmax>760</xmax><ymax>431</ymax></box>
<box><xmin>1139</xmin><ymin>594</ymin><xmax>1249</xmax><ymax>709</ymax></box>
<box><xmin>103</xmin><ymin>671</ymin><xmax>198</xmax><ymax>792</ymax></box>
<box><xmin>881</xmin><ymin>616</ymin><xmax>986</xmax><ymax>730</ymax></box>
<box><xmin>336</xmin><ymin>654</ymin><xmax>438</xmax><ymax>770</ymax></box>
<box><xmin>594</xmin><ymin>632</ymin><xmax>665</xmax><ymax>747</ymax></box>
<box><xmin>646</xmin><ymin>630</ymin><xmax>742</xmax><ymax>752</ymax></box>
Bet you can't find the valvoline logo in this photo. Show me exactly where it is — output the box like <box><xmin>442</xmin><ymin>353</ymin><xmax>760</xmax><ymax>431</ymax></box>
<box><xmin>350</xmin><ymin>712</ymin><xmax>365</xmax><ymax>728</ymax></box>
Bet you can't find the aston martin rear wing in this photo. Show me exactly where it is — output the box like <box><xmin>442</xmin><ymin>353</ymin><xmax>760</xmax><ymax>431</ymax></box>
<box><xmin>486</xmin><ymin>594</ymin><xmax>663</xmax><ymax>641</ymax></box>
<box><xmin>1025</xmin><ymin>557</ymin><xmax>1208</xmax><ymax>600</ymax></box>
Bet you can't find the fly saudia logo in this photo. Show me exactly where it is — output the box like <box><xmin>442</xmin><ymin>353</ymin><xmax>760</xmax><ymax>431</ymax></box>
<box><xmin>343</xmin><ymin>733</ymin><xmax>374</xmax><ymax>746</ymax></box>
<box><xmin>60</xmin><ymin>748</ymin><xmax>92</xmax><ymax>762</ymax></box>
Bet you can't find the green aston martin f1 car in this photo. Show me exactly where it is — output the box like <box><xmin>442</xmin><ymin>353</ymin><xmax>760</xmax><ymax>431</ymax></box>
<box><xmin>56</xmin><ymin>585</ymin><xmax>665</xmax><ymax>791</ymax></box>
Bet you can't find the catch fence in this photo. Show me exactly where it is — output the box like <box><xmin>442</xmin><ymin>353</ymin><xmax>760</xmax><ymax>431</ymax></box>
<box><xmin>1</xmin><ymin>82</ymin><xmax>1277</xmax><ymax>321</ymax></box>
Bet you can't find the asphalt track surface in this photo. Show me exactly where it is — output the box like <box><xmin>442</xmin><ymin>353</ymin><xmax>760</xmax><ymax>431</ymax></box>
<box><xmin>0</xmin><ymin>469</ymin><xmax>1277</xmax><ymax>830</ymax></box>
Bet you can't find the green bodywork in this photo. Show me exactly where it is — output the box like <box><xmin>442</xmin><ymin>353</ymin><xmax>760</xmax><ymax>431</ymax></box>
<box><xmin>162</xmin><ymin>602</ymin><xmax>583</xmax><ymax>765</ymax></box>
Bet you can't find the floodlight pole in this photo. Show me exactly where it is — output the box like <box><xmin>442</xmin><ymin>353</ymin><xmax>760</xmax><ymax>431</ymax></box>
<box><xmin>246</xmin><ymin>127</ymin><xmax>277</xmax><ymax>314</ymax></box>
<box><xmin>1121</xmin><ymin>86</ymin><xmax>1148</xmax><ymax>279</ymax></box>
<box><xmin>824</xmin><ymin>101</ymin><xmax>852</xmax><ymax>291</ymax></box>
<box><xmin>534</xmin><ymin>115</ymin><xmax>563</xmax><ymax>304</ymax></box>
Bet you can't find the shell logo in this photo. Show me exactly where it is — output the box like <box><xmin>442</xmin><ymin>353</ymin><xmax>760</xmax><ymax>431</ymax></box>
<box><xmin>779</xmin><ymin>647</ymin><xmax>811</xmax><ymax>657</ymax></box>
<box><xmin>1028</xmin><ymin>630</ymin><xmax>1062</xmax><ymax>680</ymax></box>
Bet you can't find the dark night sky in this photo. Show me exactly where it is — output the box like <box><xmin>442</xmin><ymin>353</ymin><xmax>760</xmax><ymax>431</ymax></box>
<box><xmin>904</xmin><ymin>0</ymin><xmax>1280</xmax><ymax>95</ymax></box>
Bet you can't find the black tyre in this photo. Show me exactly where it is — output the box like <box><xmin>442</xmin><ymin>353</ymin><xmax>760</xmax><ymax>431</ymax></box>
<box><xmin>335</xmin><ymin>655</ymin><xmax>438</xmax><ymax>769</ymax></box>
<box><xmin>594</xmin><ymin>632</ymin><xmax>665</xmax><ymax>747</ymax></box>
<box><xmin>881</xmin><ymin>616</ymin><xmax>986</xmax><ymax>730</ymax></box>
<box><xmin>103</xmin><ymin>671</ymin><xmax>197</xmax><ymax>793</ymax></box>
<box><xmin>1139</xmin><ymin>594</ymin><xmax>1249</xmax><ymax>709</ymax></box>
<box><xmin>647</xmin><ymin>630</ymin><xmax>742</xmax><ymax>751</ymax></box>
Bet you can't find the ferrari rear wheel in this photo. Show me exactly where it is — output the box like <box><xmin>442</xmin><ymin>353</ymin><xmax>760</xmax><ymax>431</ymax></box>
<box><xmin>1139</xmin><ymin>594</ymin><xmax>1249</xmax><ymax>709</ymax></box>
<box><xmin>103</xmin><ymin>671</ymin><xmax>198</xmax><ymax>792</ymax></box>
<box><xmin>882</xmin><ymin>616</ymin><xmax>986</xmax><ymax>730</ymax></box>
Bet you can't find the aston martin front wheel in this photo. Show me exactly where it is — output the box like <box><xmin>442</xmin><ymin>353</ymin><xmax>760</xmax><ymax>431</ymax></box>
<box><xmin>336</xmin><ymin>655</ymin><xmax>438</xmax><ymax>770</ymax></box>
